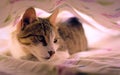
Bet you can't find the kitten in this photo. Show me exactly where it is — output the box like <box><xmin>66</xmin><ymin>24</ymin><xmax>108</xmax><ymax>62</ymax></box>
<box><xmin>8</xmin><ymin>7</ymin><xmax>87</xmax><ymax>61</ymax></box>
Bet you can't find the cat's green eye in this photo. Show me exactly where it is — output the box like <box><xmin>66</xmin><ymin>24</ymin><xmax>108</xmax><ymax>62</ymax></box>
<box><xmin>37</xmin><ymin>35</ymin><xmax>44</xmax><ymax>42</ymax></box>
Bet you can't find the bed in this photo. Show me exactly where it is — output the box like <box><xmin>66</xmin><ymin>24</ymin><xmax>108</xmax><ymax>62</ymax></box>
<box><xmin>0</xmin><ymin>0</ymin><xmax>120</xmax><ymax>75</ymax></box>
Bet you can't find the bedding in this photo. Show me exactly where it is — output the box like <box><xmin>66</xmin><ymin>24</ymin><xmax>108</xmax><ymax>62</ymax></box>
<box><xmin>0</xmin><ymin>0</ymin><xmax>120</xmax><ymax>75</ymax></box>
<box><xmin>0</xmin><ymin>48</ymin><xmax>120</xmax><ymax>75</ymax></box>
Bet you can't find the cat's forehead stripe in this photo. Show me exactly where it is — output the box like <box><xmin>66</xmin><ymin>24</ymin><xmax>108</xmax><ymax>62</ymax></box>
<box><xmin>24</xmin><ymin>18</ymin><xmax>52</xmax><ymax>35</ymax></box>
<box><xmin>38</xmin><ymin>18</ymin><xmax>52</xmax><ymax>35</ymax></box>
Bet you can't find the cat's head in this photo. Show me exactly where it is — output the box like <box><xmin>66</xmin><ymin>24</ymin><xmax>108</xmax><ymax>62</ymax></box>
<box><xmin>17</xmin><ymin>7</ymin><xmax>60</xmax><ymax>61</ymax></box>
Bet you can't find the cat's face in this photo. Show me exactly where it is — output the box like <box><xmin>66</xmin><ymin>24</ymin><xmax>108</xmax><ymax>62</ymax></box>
<box><xmin>16</xmin><ymin>7</ymin><xmax>60</xmax><ymax>61</ymax></box>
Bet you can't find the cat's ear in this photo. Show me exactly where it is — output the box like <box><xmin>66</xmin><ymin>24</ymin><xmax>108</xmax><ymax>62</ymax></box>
<box><xmin>49</xmin><ymin>9</ymin><xmax>59</xmax><ymax>26</ymax></box>
<box><xmin>21</xmin><ymin>7</ymin><xmax>36</xmax><ymax>30</ymax></box>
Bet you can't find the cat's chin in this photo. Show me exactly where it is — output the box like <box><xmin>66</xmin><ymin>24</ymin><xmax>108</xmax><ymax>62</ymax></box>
<box><xmin>33</xmin><ymin>56</ymin><xmax>53</xmax><ymax>62</ymax></box>
<box><xmin>37</xmin><ymin>57</ymin><xmax>51</xmax><ymax>62</ymax></box>
<box><xmin>44</xmin><ymin>57</ymin><xmax>51</xmax><ymax>59</ymax></box>
<box><xmin>41</xmin><ymin>56</ymin><xmax>54</xmax><ymax>61</ymax></box>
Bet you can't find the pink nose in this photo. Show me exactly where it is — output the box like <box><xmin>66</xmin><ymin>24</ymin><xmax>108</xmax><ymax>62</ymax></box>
<box><xmin>48</xmin><ymin>51</ymin><xmax>55</xmax><ymax>56</ymax></box>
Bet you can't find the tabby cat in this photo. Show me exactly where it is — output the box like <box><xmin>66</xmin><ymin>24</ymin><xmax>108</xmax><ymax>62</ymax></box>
<box><xmin>9</xmin><ymin>7</ymin><xmax>87</xmax><ymax>61</ymax></box>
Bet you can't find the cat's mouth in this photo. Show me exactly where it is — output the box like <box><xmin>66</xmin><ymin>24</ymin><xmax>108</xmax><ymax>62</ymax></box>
<box><xmin>38</xmin><ymin>56</ymin><xmax>51</xmax><ymax>61</ymax></box>
<box><xmin>44</xmin><ymin>56</ymin><xmax>51</xmax><ymax>59</ymax></box>
<box><xmin>42</xmin><ymin>54</ymin><xmax>54</xmax><ymax>60</ymax></box>
<box><xmin>44</xmin><ymin>55</ymin><xmax>54</xmax><ymax>60</ymax></box>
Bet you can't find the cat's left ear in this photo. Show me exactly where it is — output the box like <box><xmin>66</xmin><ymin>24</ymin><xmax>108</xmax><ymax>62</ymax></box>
<box><xmin>21</xmin><ymin>7</ymin><xmax>36</xmax><ymax>30</ymax></box>
<box><xmin>49</xmin><ymin>9</ymin><xmax>59</xmax><ymax>26</ymax></box>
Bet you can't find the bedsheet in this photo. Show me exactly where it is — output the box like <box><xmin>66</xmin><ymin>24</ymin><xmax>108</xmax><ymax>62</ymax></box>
<box><xmin>0</xmin><ymin>0</ymin><xmax>120</xmax><ymax>31</ymax></box>
<box><xmin>0</xmin><ymin>0</ymin><xmax>120</xmax><ymax>75</ymax></box>
<box><xmin>0</xmin><ymin>47</ymin><xmax>120</xmax><ymax>75</ymax></box>
<box><xmin>0</xmin><ymin>34</ymin><xmax>120</xmax><ymax>75</ymax></box>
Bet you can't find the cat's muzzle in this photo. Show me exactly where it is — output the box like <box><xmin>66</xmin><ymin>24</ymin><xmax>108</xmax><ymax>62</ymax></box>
<box><xmin>45</xmin><ymin>51</ymin><xmax>55</xmax><ymax>59</ymax></box>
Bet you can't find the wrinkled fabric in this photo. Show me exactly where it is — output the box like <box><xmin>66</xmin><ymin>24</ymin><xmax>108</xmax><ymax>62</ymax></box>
<box><xmin>0</xmin><ymin>0</ymin><xmax>120</xmax><ymax>31</ymax></box>
<box><xmin>0</xmin><ymin>0</ymin><xmax>120</xmax><ymax>75</ymax></box>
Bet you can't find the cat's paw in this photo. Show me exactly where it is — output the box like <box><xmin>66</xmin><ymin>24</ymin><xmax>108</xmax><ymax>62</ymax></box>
<box><xmin>21</xmin><ymin>54</ymin><xmax>38</xmax><ymax>61</ymax></box>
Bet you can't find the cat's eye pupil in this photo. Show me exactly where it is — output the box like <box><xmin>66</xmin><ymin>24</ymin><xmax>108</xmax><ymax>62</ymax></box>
<box><xmin>37</xmin><ymin>35</ymin><xmax>47</xmax><ymax>46</ymax></box>
<box><xmin>54</xmin><ymin>39</ymin><xmax>57</xmax><ymax>43</ymax></box>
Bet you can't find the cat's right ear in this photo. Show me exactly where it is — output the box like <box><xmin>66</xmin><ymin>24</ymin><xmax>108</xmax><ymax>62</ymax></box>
<box><xmin>49</xmin><ymin>9</ymin><xmax>59</xmax><ymax>26</ymax></box>
<box><xmin>21</xmin><ymin>7</ymin><xmax>36</xmax><ymax>30</ymax></box>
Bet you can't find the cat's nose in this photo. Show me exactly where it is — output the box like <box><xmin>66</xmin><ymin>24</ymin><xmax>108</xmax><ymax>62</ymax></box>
<box><xmin>48</xmin><ymin>51</ymin><xmax>55</xmax><ymax>57</ymax></box>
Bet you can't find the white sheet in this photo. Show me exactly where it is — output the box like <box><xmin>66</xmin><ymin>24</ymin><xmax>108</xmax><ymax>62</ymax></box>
<box><xmin>0</xmin><ymin>0</ymin><xmax>120</xmax><ymax>31</ymax></box>
<box><xmin>0</xmin><ymin>0</ymin><xmax>120</xmax><ymax>75</ymax></box>
<box><xmin>0</xmin><ymin>33</ymin><xmax>120</xmax><ymax>75</ymax></box>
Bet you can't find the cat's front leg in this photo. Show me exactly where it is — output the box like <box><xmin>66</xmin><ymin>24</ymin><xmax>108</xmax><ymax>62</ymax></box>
<box><xmin>21</xmin><ymin>54</ymin><xmax>38</xmax><ymax>61</ymax></box>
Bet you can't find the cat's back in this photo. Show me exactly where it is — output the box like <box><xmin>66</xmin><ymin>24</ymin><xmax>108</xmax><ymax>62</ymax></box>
<box><xmin>65</xmin><ymin>17</ymin><xmax>82</xmax><ymax>27</ymax></box>
<box><xmin>58</xmin><ymin>17</ymin><xmax>84</xmax><ymax>32</ymax></box>
<box><xmin>58</xmin><ymin>17</ymin><xmax>88</xmax><ymax>54</ymax></box>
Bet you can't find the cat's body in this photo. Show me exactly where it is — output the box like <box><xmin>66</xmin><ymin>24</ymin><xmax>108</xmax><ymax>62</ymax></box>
<box><xmin>58</xmin><ymin>17</ymin><xmax>88</xmax><ymax>54</ymax></box>
<box><xmin>8</xmin><ymin>7</ymin><xmax>87</xmax><ymax>61</ymax></box>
